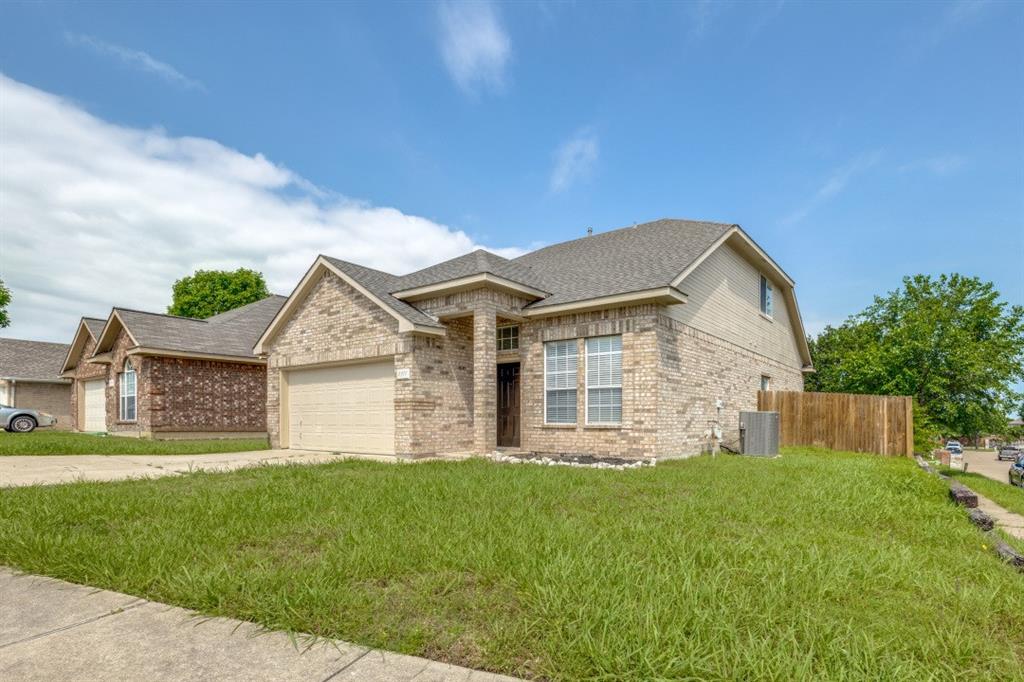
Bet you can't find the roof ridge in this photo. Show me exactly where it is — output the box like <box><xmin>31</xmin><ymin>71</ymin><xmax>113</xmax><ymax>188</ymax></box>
<box><xmin>0</xmin><ymin>337</ymin><xmax>70</xmax><ymax>347</ymax></box>
<box><xmin>113</xmin><ymin>307</ymin><xmax>209</xmax><ymax>323</ymax></box>
<box><xmin>513</xmin><ymin>217</ymin><xmax>736</xmax><ymax>261</ymax></box>
<box><xmin>321</xmin><ymin>255</ymin><xmax>399</xmax><ymax>279</ymax></box>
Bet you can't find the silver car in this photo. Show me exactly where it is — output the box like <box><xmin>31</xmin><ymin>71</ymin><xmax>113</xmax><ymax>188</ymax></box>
<box><xmin>0</xmin><ymin>404</ymin><xmax>57</xmax><ymax>432</ymax></box>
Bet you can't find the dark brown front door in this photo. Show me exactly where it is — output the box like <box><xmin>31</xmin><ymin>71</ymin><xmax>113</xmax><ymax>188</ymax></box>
<box><xmin>497</xmin><ymin>362</ymin><xmax>520</xmax><ymax>448</ymax></box>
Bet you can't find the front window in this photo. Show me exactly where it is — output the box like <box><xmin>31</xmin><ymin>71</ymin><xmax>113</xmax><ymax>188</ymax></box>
<box><xmin>760</xmin><ymin>274</ymin><xmax>773</xmax><ymax>317</ymax></box>
<box><xmin>544</xmin><ymin>340</ymin><xmax>577</xmax><ymax>424</ymax></box>
<box><xmin>586</xmin><ymin>335</ymin><xmax>622</xmax><ymax>424</ymax></box>
<box><xmin>496</xmin><ymin>325</ymin><xmax>519</xmax><ymax>351</ymax></box>
<box><xmin>119</xmin><ymin>359</ymin><xmax>137</xmax><ymax>421</ymax></box>
<box><xmin>760</xmin><ymin>375</ymin><xmax>771</xmax><ymax>392</ymax></box>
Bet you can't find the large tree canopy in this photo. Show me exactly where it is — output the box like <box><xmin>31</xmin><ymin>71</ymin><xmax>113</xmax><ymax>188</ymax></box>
<box><xmin>807</xmin><ymin>274</ymin><xmax>1024</xmax><ymax>440</ymax></box>
<box><xmin>0</xmin><ymin>278</ymin><xmax>10</xmax><ymax>328</ymax></box>
<box><xmin>168</xmin><ymin>268</ymin><xmax>270</xmax><ymax>319</ymax></box>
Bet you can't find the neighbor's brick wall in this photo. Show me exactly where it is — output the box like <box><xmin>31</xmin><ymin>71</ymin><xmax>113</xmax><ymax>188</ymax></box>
<box><xmin>67</xmin><ymin>333</ymin><xmax>107</xmax><ymax>431</ymax></box>
<box><xmin>519</xmin><ymin>305</ymin><xmax>662</xmax><ymax>459</ymax></box>
<box><xmin>147</xmin><ymin>357</ymin><xmax>266</xmax><ymax>433</ymax></box>
<box><xmin>106</xmin><ymin>329</ymin><xmax>151</xmax><ymax>435</ymax></box>
<box><xmin>13</xmin><ymin>382</ymin><xmax>72</xmax><ymax>430</ymax></box>
<box><xmin>265</xmin><ymin>270</ymin><xmax>405</xmax><ymax>449</ymax></box>
<box><xmin>655</xmin><ymin>313</ymin><xmax>804</xmax><ymax>456</ymax></box>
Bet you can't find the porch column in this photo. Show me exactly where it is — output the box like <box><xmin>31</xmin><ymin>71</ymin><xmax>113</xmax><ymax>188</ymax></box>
<box><xmin>473</xmin><ymin>304</ymin><xmax>497</xmax><ymax>454</ymax></box>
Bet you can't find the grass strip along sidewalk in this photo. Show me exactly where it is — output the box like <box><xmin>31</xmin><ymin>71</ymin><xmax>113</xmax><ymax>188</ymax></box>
<box><xmin>0</xmin><ymin>431</ymin><xmax>269</xmax><ymax>456</ymax></box>
<box><xmin>1</xmin><ymin>448</ymin><xmax>1021</xmax><ymax>680</ymax></box>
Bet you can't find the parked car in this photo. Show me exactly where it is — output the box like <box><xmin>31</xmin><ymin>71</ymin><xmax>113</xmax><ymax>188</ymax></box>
<box><xmin>945</xmin><ymin>440</ymin><xmax>963</xmax><ymax>454</ymax></box>
<box><xmin>0</xmin><ymin>404</ymin><xmax>57</xmax><ymax>433</ymax></box>
<box><xmin>1010</xmin><ymin>454</ymin><xmax>1024</xmax><ymax>488</ymax></box>
<box><xmin>998</xmin><ymin>444</ymin><xmax>1022</xmax><ymax>461</ymax></box>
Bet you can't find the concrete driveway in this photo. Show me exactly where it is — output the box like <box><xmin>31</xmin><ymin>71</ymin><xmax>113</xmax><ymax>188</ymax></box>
<box><xmin>0</xmin><ymin>449</ymin><xmax>349</xmax><ymax>487</ymax></box>
<box><xmin>963</xmin><ymin>449</ymin><xmax>1013</xmax><ymax>485</ymax></box>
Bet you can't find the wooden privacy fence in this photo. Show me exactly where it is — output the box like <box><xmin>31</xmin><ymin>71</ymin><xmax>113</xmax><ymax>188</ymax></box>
<box><xmin>757</xmin><ymin>390</ymin><xmax>914</xmax><ymax>457</ymax></box>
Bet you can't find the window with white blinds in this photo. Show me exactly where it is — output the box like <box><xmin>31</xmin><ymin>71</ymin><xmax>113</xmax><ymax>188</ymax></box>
<box><xmin>586</xmin><ymin>335</ymin><xmax>622</xmax><ymax>424</ymax></box>
<box><xmin>544</xmin><ymin>340</ymin><xmax>578</xmax><ymax>424</ymax></box>
<box><xmin>119</xmin><ymin>359</ymin><xmax>137</xmax><ymax>422</ymax></box>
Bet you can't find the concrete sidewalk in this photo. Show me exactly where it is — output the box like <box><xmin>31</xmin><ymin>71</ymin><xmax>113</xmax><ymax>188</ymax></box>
<box><xmin>0</xmin><ymin>450</ymin><xmax>350</xmax><ymax>487</ymax></box>
<box><xmin>0</xmin><ymin>568</ymin><xmax>521</xmax><ymax>681</ymax></box>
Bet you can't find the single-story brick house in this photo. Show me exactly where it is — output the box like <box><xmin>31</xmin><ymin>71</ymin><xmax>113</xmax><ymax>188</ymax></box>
<box><xmin>255</xmin><ymin>219</ymin><xmax>812</xmax><ymax>459</ymax></box>
<box><xmin>61</xmin><ymin>296</ymin><xmax>285</xmax><ymax>438</ymax></box>
<box><xmin>0</xmin><ymin>338</ymin><xmax>73</xmax><ymax>429</ymax></box>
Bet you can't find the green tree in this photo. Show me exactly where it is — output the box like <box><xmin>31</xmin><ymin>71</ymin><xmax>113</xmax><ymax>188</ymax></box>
<box><xmin>168</xmin><ymin>268</ymin><xmax>270</xmax><ymax>319</ymax></box>
<box><xmin>0</xmin><ymin>278</ymin><xmax>10</xmax><ymax>328</ymax></box>
<box><xmin>807</xmin><ymin>274</ymin><xmax>1024</xmax><ymax>443</ymax></box>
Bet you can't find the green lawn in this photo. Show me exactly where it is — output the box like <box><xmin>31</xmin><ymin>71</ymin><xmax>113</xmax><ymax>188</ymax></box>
<box><xmin>944</xmin><ymin>468</ymin><xmax>1024</xmax><ymax>517</ymax></box>
<box><xmin>1</xmin><ymin>449</ymin><xmax>1021</xmax><ymax>680</ymax></box>
<box><xmin>0</xmin><ymin>431</ymin><xmax>269</xmax><ymax>456</ymax></box>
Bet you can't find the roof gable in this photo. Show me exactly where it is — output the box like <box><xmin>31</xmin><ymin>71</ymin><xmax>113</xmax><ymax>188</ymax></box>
<box><xmin>61</xmin><ymin>317</ymin><xmax>107</xmax><ymax>373</ymax></box>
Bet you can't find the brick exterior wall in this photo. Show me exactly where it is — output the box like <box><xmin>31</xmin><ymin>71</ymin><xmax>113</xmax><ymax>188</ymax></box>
<box><xmin>67</xmin><ymin>333</ymin><xmax>107</xmax><ymax>431</ymax></box>
<box><xmin>265</xmin><ymin>268</ymin><xmax>805</xmax><ymax>459</ymax></box>
<box><xmin>147</xmin><ymin>357</ymin><xmax>267</xmax><ymax>433</ymax></box>
<box><xmin>8</xmin><ymin>381</ymin><xmax>72</xmax><ymax>430</ymax></box>
<box><xmin>655</xmin><ymin>313</ymin><xmax>804</xmax><ymax>457</ymax></box>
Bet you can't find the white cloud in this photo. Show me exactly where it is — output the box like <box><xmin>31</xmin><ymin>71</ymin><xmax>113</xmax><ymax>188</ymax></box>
<box><xmin>0</xmin><ymin>74</ymin><xmax>523</xmax><ymax>342</ymax></box>
<box><xmin>436</xmin><ymin>1</ymin><xmax>511</xmax><ymax>95</ymax></box>
<box><xmin>549</xmin><ymin>128</ymin><xmax>599</xmax><ymax>194</ymax></box>
<box><xmin>781</xmin><ymin>149</ymin><xmax>883</xmax><ymax>225</ymax></box>
<box><xmin>64</xmin><ymin>32</ymin><xmax>205</xmax><ymax>91</ymax></box>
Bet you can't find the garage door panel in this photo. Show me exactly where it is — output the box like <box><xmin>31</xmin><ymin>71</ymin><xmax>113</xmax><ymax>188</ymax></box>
<box><xmin>287</xmin><ymin>361</ymin><xmax>395</xmax><ymax>454</ymax></box>
<box><xmin>83</xmin><ymin>380</ymin><xmax>106</xmax><ymax>432</ymax></box>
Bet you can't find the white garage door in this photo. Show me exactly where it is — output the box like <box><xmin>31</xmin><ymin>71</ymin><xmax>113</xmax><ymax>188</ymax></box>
<box><xmin>287</xmin><ymin>361</ymin><xmax>395</xmax><ymax>454</ymax></box>
<box><xmin>82</xmin><ymin>380</ymin><xmax>106</xmax><ymax>432</ymax></box>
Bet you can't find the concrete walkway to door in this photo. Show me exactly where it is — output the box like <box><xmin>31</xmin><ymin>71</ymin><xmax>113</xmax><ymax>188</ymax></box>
<box><xmin>0</xmin><ymin>450</ymin><xmax>351</xmax><ymax>487</ymax></box>
<box><xmin>0</xmin><ymin>568</ymin><xmax>520</xmax><ymax>681</ymax></box>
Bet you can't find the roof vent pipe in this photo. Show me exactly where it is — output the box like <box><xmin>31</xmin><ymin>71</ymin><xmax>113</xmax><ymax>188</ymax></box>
<box><xmin>586</xmin><ymin>226</ymin><xmax>593</xmax><ymax>236</ymax></box>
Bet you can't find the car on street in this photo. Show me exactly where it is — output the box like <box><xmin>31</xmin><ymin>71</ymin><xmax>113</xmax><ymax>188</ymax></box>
<box><xmin>0</xmin><ymin>404</ymin><xmax>57</xmax><ymax>433</ymax></box>
<box><xmin>945</xmin><ymin>440</ymin><xmax>963</xmax><ymax>454</ymax></box>
<box><xmin>1010</xmin><ymin>454</ymin><xmax>1024</xmax><ymax>488</ymax></box>
<box><xmin>997</xmin><ymin>444</ymin><xmax>1021</xmax><ymax>461</ymax></box>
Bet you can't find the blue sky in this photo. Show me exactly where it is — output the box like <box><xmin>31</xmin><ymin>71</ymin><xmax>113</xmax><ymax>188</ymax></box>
<box><xmin>0</xmin><ymin>0</ymin><xmax>1021</xmax><ymax>347</ymax></box>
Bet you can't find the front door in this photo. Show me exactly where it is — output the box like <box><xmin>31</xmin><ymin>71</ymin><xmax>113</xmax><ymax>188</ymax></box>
<box><xmin>497</xmin><ymin>362</ymin><xmax>520</xmax><ymax>448</ymax></box>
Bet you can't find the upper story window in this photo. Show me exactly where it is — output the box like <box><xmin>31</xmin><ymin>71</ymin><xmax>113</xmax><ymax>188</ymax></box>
<box><xmin>119</xmin><ymin>359</ymin><xmax>137</xmax><ymax>421</ymax></box>
<box><xmin>544</xmin><ymin>339</ymin><xmax>577</xmax><ymax>424</ymax></box>
<box><xmin>586</xmin><ymin>335</ymin><xmax>622</xmax><ymax>424</ymax></box>
<box><xmin>759</xmin><ymin>274</ymin><xmax>774</xmax><ymax>318</ymax></box>
<box><xmin>760</xmin><ymin>375</ymin><xmax>772</xmax><ymax>392</ymax></box>
<box><xmin>496</xmin><ymin>325</ymin><xmax>519</xmax><ymax>351</ymax></box>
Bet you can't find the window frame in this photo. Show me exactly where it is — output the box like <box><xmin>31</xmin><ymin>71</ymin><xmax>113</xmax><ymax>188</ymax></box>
<box><xmin>760</xmin><ymin>375</ymin><xmax>772</xmax><ymax>392</ymax></box>
<box><xmin>496</xmin><ymin>324</ymin><xmax>520</xmax><ymax>351</ymax></box>
<box><xmin>759</xmin><ymin>274</ymin><xmax>774</xmax><ymax>318</ymax></box>
<box><xmin>585</xmin><ymin>335</ymin><xmax>623</xmax><ymax>426</ymax></box>
<box><xmin>119</xmin><ymin>359</ymin><xmax>137</xmax><ymax>422</ymax></box>
<box><xmin>543</xmin><ymin>339</ymin><xmax>578</xmax><ymax>425</ymax></box>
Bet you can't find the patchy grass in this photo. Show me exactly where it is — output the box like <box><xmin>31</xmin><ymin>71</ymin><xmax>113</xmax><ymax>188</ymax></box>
<box><xmin>0</xmin><ymin>431</ymin><xmax>269</xmax><ymax>456</ymax></box>
<box><xmin>941</xmin><ymin>467</ymin><xmax>1024</xmax><ymax>517</ymax></box>
<box><xmin>1</xmin><ymin>449</ymin><xmax>1021</xmax><ymax>680</ymax></box>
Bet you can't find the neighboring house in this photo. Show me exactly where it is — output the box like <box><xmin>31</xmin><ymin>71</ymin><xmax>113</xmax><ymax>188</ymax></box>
<box><xmin>256</xmin><ymin>219</ymin><xmax>813</xmax><ymax>459</ymax></box>
<box><xmin>61</xmin><ymin>296</ymin><xmax>286</xmax><ymax>438</ymax></box>
<box><xmin>0</xmin><ymin>338</ymin><xmax>73</xmax><ymax>429</ymax></box>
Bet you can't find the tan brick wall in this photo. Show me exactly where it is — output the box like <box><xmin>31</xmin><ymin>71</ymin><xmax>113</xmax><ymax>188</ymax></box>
<box><xmin>519</xmin><ymin>305</ymin><xmax>662</xmax><ymax>458</ymax></box>
<box><xmin>655</xmin><ymin>313</ymin><xmax>804</xmax><ymax>457</ymax></box>
<box><xmin>11</xmin><ymin>381</ymin><xmax>72</xmax><ymax>429</ymax></box>
<box><xmin>148</xmin><ymin>357</ymin><xmax>266</xmax><ymax>433</ymax></box>
<box><xmin>265</xmin><ymin>270</ymin><xmax>404</xmax><ymax>449</ymax></box>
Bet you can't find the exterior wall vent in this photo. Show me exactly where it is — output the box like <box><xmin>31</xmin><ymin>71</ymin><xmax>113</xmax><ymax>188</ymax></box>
<box><xmin>739</xmin><ymin>411</ymin><xmax>779</xmax><ymax>456</ymax></box>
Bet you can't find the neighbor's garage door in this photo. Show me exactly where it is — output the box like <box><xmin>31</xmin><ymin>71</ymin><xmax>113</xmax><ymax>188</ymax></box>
<box><xmin>82</xmin><ymin>379</ymin><xmax>106</xmax><ymax>432</ymax></box>
<box><xmin>287</xmin><ymin>361</ymin><xmax>395</xmax><ymax>454</ymax></box>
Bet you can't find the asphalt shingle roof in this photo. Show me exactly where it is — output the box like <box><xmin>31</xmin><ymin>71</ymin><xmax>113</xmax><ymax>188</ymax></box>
<box><xmin>83</xmin><ymin>317</ymin><xmax>106</xmax><ymax>340</ymax></box>
<box><xmin>319</xmin><ymin>218</ymin><xmax>735</xmax><ymax>324</ymax></box>
<box><xmin>112</xmin><ymin>295</ymin><xmax>287</xmax><ymax>358</ymax></box>
<box><xmin>0</xmin><ymin>338</ymin><xmax>71</xmax><ymax>382</ymax></box>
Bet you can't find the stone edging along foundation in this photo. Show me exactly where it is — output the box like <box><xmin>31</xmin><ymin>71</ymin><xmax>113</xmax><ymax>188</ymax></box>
<box><xmin>493</xmin><ymin>453</ymin><xmax>656</xmax><ymax>470</ymax></box>
<box><xmin>915</xmin><ymin>456</ymin><xmax>1024</xmax><ymax>573</ymax></box>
